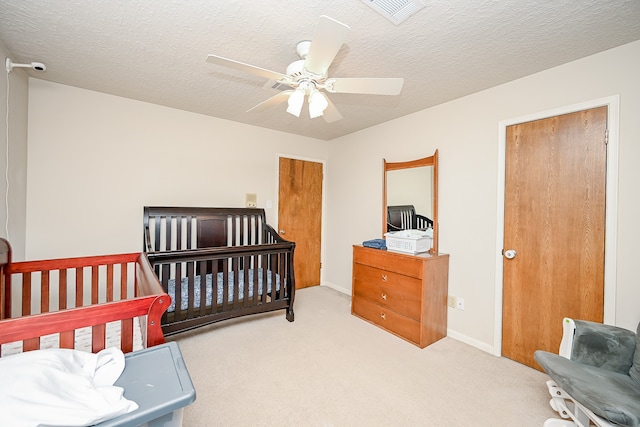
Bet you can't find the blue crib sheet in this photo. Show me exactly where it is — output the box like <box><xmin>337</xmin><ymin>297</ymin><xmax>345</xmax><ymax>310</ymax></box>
<box><xmin>166</xmin><ymin>268</ymin><xmax>281</xmax><ymax>312</ymax></box>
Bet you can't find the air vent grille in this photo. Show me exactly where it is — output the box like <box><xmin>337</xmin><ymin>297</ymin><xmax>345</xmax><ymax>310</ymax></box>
<box><xmin>360</xmin><ymin>0</ymin><xmax>426</xmax><ymax>25</ymax></box>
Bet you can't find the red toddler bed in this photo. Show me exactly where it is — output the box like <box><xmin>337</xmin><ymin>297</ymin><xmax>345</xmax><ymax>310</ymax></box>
<box><xmin>0</xmin><ymin>238</ymin><xmax>170</xmax><ymax>357</ymax></box>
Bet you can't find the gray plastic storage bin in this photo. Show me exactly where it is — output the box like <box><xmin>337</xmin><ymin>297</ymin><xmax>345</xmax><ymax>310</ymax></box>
<box><xmin>98</xmin><ymin>341</ymin><xmax>196</xmax><ymax>427</ymax></box>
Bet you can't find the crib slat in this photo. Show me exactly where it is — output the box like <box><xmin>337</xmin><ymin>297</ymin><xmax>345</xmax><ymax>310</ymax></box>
<box><xmin>222</xmin><ymin>258</ymin><xmax>229</xmax><ymax>312</ymax></box>
<box><xmin>75</xmin><ymin>267</ymin><xmax>83</xmax><ymax>307</ymax></box>
<box><xmin>151</xmin><ymin>216</ymin><xmax>159</xmax><ymax>251</ymax></box>
<box><xmin>175</xmin><ymin>261</ymin><xmax>183</xmax><ymax>319</ymax></box>
<box><xmin>186</xmin><ymin>262</ymin><xmax>195</xmax><ymax>319</ymax></box>
<box><xmin>174</xmin><ymin>263</ymin><xmax>182</xmax><ymax>320</ymax></box>
<box><xmin>258</xmin><ymin>254</ymin><xmax>266</xmax><ymax>304</ymax></box>
<box><xmin>59</xmin><ymin>269</ymin><xmax>68</xmax><ymax>310</ymax></box>
<box><xmin>91</xmin><ymin>265</ymin><xmax>99</xmax><ymax>305</ymax></box>
<box><xmin>266</xmin><ymin>253</ymin><xmax>273</xmax><ymax>302</ymax></box>
<box><xmin>121</xmin><ymin>262</ymin><xmax>128</xmax><ymax>298</ymax></box>
<box><xmin>186</xmin><ymin>216</ymin><xmax>193</xmax><ymax>249</ymax></box>
<box><xmin>233</xmin><ymin>258</ymin><xmax>240</xmax><ymax>309</ymax></box>
<box><xmin>92</xmin><ymin>324</ymin><xmax>106</xmax><ymax>352</ymax></box>
<box><xmin>23</xmin><ymin>337</ymin><xmax>39</xmax><ymax>352</ymax></box>
<box><xmin>274</xmin><ymin>253</ymin><xmax>282</xmax><ymax>301</ymax></box>
<box><xmin>106</xmin><ymin>264</ymin><xmax>114</xmax><ymax>302</ymax></box>
<box><xmin>213</xmin><ymin>260</ymin><xmax>221</xmax><ymax>314</ymax></box>
<box><xmin>21</xmin><ymin>272</ymin><xmax>32</xmax><ymax>316</ymax></box>
<box><xmin>41</xmin><ymin>270</ymin><xmax>50</xmax><ymax>313</ymax></box>
<box><xmin>176</xmin><ymin>216</ymin><xmax>183</xmax><ymax>250</ymax></box>
<box><xmin>60</xmin><ymin>330</ymin><xmax>74</xmax><ymax>349</ymax></box>
<box><xmin>245</xmin><ymin>256</ymin><xmax>253</xmax><ymax>307</ymax></box>
<box><xmin>121</xmin><ymin>318</ymin><xmax>133</xmax><ymax>353</ymax></box>
<box><xmin>198</xmin><ymin>260</ymin><xmax>207</xmax><ymax>316</ymax></box>
<box><xmin>255</xmin><ymin>254</ymin><xmax>263</xmax><ymax>304</ymax></box>
<box><xmin>165</xmin><ymin>216</ymin><xmax>172</xmax><ymax>251</ymax></box>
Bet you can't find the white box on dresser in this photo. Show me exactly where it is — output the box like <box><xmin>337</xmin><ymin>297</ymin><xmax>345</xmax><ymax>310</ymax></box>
<box><xmin>351</xmin><ymin>245</ymin><xmax>449</xmax><ymax>348</ymax></box>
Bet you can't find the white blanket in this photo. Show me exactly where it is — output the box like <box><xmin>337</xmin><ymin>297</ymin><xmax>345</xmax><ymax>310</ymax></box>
<box><xmin>0</xmin><ymin>347</ymin><xmax>138</xmax><ymax>427</ymax></box>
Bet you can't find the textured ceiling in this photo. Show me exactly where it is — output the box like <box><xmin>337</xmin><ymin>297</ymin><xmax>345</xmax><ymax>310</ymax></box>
<box><xmin>1</xmin><ymin>1</ymin><xmax>640</xmax><ymax>141</ymax></box>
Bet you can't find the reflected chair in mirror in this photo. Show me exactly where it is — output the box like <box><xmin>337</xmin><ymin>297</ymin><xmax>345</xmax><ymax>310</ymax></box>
<box><xmin>387</xmin><ymin>205</ymin><xmax>433</xmax><ymax>232</ymax></box>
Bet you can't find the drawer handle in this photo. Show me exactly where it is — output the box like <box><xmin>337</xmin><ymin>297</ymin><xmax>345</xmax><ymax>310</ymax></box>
<box><xmin>381</xmin><ymin>274</ymin><xmax>388</xmax><ymax>282</ymax></box>
<box><xmin>380</xmin><ymin>313</ymin><xmax>386</xmax><ymax>320</ymax></box>
<box><xmin>381</xmin><ymin>293</ymin><xmax>387</xmax><ymax>300</ymax></box>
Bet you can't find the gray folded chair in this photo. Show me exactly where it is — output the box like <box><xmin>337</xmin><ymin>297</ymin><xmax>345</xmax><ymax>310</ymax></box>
<box><xmin>534</xmin><ymin>318</ymin><xmax>640</xmax><ymax>427</ymax></box>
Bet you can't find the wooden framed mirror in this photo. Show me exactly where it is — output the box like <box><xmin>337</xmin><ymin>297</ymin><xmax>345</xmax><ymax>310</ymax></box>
<box><xmin>383</xmin><ymin>150</ymin><xmax>439</xmax><ymax>253</ymax></box>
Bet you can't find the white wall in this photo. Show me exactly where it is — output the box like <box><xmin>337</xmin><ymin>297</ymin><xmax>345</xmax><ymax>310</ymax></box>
<box><xmin>325</xmin><ymin>40</ymin><xmax>640</xmax><ymax>350</ymax></box>
<box><xmin>26</xmin><ymin>80</ymin><xmax>328</xmax><ymax>259</ymax></box>
<box><xmin>0</xmin><ymin>41</ymin><xmax>29</xmax><ymax>260</ymax></box>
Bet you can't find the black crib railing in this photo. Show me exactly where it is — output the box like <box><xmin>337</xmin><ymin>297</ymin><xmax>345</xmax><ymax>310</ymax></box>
<box><xmin>147</xmin><ymin>241</ymin><xmax>295</xmax><ymax>335</ymax></box>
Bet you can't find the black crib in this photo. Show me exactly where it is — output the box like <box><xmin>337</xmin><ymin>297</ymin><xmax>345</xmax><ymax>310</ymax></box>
<box><xmin>143</xmin><ymin>206</ymin><xmax>295</xmax><ymax>336</ymax></box>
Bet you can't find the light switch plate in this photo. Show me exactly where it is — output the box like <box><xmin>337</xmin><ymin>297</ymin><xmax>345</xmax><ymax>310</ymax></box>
<box><xmin>245</xmin><ymin>193</ymin><xmax>257</xmax><ymax>208</ymax></box>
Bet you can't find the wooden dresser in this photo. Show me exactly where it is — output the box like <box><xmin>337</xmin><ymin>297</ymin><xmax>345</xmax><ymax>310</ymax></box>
<box><xmin>352</xmin><ymin>245</ymin><xmax>449</xmax><ymax>348</ymax></box>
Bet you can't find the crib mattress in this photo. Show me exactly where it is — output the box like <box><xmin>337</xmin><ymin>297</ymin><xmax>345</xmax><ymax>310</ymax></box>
<box><xmin>167</xmin><ymin>268</ymin><xmax>280</xmax><ymax>312</ymax></box>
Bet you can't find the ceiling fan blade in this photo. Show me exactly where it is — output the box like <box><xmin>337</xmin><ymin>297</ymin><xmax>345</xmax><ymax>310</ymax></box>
<box><xmin>207</xmin><ymin>54</ymin><xmax>286</xmax><ymax>81</ymax></box>
<box><xmin>304</xmin><ymin>16</ymin><xmax>351</xmax><ymax>77</ymax></box>
<box><xmin>246</xmin><ymin>91</ymin><xmax>293</xmax><ymax>113</ymax></box>
<box><xmin>322</xmin><ymin>96</ymin><xmax>343</xmax><ymax>123</ymax></box>
<box><xmin>325</xmin><ymin>78</ymin><xmax>405</xmax><ymax>95</ymax></box>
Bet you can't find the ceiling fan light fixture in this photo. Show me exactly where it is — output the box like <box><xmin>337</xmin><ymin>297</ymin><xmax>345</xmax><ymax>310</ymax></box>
<box><xmin>286</xmin><ymin>88</ymin><xmax>305</xmax><ymax>117</ymax></box>
<box><xmin>206</xmin><ymin>16</ymin><xmax>404</xmax><ymax>123</ymax></box>
<box><xmin>308</xmin><ymin>90</ymin><xmax>328</xmax><ymax>119</ymax></box>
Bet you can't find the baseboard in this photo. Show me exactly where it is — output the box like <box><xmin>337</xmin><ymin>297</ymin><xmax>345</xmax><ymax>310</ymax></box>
<box><xmin>321</xmin><ymin>281</ymin><xmax>351</xmax><ymax>296</ymax></box>
<box><xmin>446</xmin><ymin>328</ymin><xmax>494</xmax><ymax>355</ymax></box>
<box><xmin>322</xmin><ymin>282</ymin><xmax>495</xmax><ymax>355</ymax></box>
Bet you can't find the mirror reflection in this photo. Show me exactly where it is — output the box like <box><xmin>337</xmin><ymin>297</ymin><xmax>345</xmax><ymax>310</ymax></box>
<box><xmin>386</xmin><ymin>166</ymin><xmax>433</xmax><ymax>230</ymax></box>
<box><xmin>383</xmin><ymin>150</ymin><xmax>438</xmax><ymax>253</ymax></box>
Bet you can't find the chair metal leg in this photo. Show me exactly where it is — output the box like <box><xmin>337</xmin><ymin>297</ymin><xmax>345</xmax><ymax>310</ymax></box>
<box><xmin>544</xmin><ymin>380</ymin><xmax>616</xmax><ymax>427</ymax></box>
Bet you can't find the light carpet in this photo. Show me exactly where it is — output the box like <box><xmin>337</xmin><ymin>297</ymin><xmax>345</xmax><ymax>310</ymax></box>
<box><xmin>169</xmin><ymin>286</ymin><xmax>555</xmax><ymax>426</ymax></box>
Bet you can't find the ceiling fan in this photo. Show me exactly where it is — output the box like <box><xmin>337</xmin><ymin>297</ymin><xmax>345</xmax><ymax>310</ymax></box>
<box><xmin>206</xmin><ymin>15</ymin><xmax>404</xmax><ymax>123</ymax></box>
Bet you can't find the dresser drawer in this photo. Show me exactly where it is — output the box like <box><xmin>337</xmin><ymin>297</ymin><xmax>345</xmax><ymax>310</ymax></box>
<box><xmin>353</xmin><ymin>246</ymin><xmax>423</xmax><ymax>279</ymax></box>
<box><xmin>352</xmin><ymin>297</ymin><xmax>421</xmax><ymax>345</ymax></box>
<box><xmin>352</xmin><ymin>263</ymin><xmax>421</xmax><ymax>320</ymax></box>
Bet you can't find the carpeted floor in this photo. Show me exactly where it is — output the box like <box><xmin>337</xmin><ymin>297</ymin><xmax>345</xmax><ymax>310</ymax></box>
<box><xmin>169</xmin><ymin>286</ymin><xmax>555</xmax><ymax>426</ymax></box>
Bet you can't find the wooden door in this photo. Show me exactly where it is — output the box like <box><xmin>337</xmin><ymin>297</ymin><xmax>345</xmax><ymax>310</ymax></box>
<box><xmin>502</xmin><ymin>107</ymin><xmax>607</xmax><ymax>369</ymax></box>
<box><xmin>278</xmin><ymin>158</ymin><xmax>323</xmax><ymax>289</ymax></box>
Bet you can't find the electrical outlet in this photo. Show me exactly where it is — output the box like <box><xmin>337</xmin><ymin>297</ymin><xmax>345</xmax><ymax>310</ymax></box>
<box><xmin>245</xmin><ymin>193</ymin><xmax>257</xmax><ymax>208</ymax></box>
<box><xmin>456</xmin><ymin>297</ymin><xmax>465</xmax><ymax>310</ymax></box>
<box><xmin>447</xmin><ymin>295</ymin><xmax>456</xmax><ymax>308</ymax></box>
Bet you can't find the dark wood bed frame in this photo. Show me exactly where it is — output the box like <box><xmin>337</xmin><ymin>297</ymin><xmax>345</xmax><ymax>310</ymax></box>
<box><xmin>143</xmin><ymin>206</ymin><xmax>296</xmax><ymax>336</ymax></box>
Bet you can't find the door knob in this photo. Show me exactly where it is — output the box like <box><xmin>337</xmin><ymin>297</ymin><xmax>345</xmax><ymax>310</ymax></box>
<box><xmin>279</xmin><ymin>229</ymin><xmax>285</xmax><ymax>234</ymax></box>
<box><xmin>504</xmin><ymin>249</ymin><xmax>517</xmax><ymax>259</ymax></box>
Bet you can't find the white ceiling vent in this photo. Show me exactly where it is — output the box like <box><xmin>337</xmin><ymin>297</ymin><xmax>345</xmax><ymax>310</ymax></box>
<box><xmin>360</xmin><ymin>0</ymin><xmax>426</xmax><ymax>25</ymax></box>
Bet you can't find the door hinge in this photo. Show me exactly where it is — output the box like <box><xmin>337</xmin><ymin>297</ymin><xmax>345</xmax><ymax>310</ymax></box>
<box><xmin>605</xmin><ymin>129</ymin><xmax>609</xmax><ymax>145</ymax></box>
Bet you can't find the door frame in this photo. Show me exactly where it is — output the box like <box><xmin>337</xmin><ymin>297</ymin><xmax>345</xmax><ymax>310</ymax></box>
<box><xmin>275</xmin><ymin>153</ymin><xmax>327</xmax><ymax>287</ymax></box>
<box><xmin>493</xmin><ymin>95</ymin><xmax>620</xmax><ymax>357</ymax></box>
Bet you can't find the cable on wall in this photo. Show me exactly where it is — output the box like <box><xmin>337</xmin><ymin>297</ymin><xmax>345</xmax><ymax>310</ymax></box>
<box><xmin>5</xmin><ymin>69</ymin><xmax>9</xmax><ymax>240</ymax></box>
<box><xmin>4</xmin><ymin>57</ymin><xmax>47</xmax><ymax>242</ymax></box>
